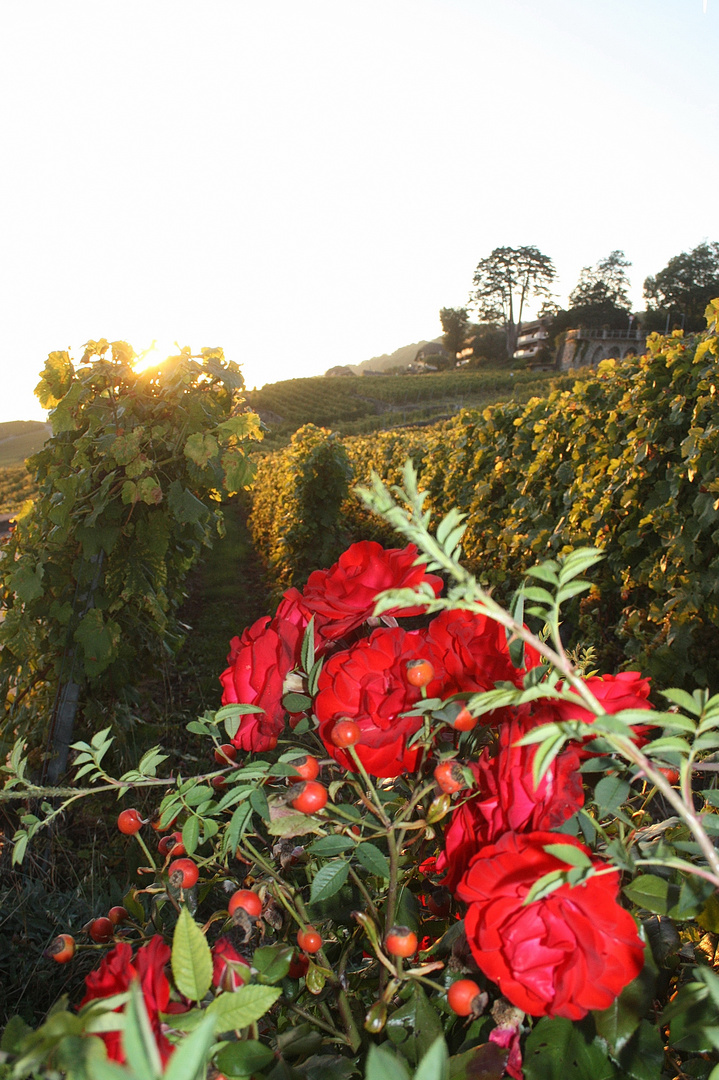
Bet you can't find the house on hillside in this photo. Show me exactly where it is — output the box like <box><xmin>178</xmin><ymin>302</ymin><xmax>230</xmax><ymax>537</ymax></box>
<box><xmin>414</xmin><ymin>341</ymin><xmax>450</xmax><ymax>366</ymax></box>
<box><xmin>325</xmin><ymin>365</ymin><xmax>356</xmax><ymax>377</ymax></box>
<box><xmin>513</xmin><ymin>320</ymin><xmax>552</xmax><ymax>364</ymax></box>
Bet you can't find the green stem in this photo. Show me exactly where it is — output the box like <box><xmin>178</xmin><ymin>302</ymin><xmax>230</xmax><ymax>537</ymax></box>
<box><xmin>283</xmin><ymin>1002</ymin><xmax>350</xmax><ymax>1044</ymax></box>
<box><xmin>348</xmin><ymin>865</ymin><xmax>381</xmax><ymax>922</ymax></box>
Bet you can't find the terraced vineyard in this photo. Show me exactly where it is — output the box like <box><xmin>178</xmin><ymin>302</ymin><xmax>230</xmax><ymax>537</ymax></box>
<box><xmin>246</xmin><ymin>365</ymin><xmax>562</xmax><ymax>447</ymax></box>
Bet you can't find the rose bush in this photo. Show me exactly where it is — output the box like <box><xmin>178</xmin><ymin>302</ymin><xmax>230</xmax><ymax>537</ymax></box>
<box><xmin>6</xmin><ymin>496</ymin><xmax>719</xmax><ymax>1080</ymax></box>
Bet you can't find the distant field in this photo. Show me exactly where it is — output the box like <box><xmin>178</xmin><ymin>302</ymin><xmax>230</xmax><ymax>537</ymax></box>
<box><xmin>0</xmin><ymin>420</ymin><xmax>50</xmax><ymax>467</ymax></box>
<box><xmin>245</xmin><ymin>366</ymin><xmax>560</xmax><ymax>448</ymax></box>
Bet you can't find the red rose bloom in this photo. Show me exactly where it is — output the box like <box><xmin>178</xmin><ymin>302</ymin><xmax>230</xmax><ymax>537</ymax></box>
<box><xmin>436</xmin><ymin>715</ymin><xmax>584</xmax><ymax>891</ymax></box>
<box><xmin>457</xmin><ymin>831</ymin><xmax>645</xmax><ymax>1020</ymax></box>
<box><xmin>211</xmin><ymin>936</ymin><xmax>250</xmax><ymax>992</ymax></box>
<box><xmin>426</xmin><ymin>609</ymin><xmax>541</xmax><ymax>714</ymax></box>
<box><xmin>219</xmin><ymin>607</ymin><xmax>308</xmax><ymax>752</ymax></box>
<box><xmin>302</xmin><ymin>541</ymin><xmax>443</xmax><ymax>644</ymax></box>
<box><xmin>80</xmin><ymin>935</ymin><xmax>173</xmax><ymax>1064</ymax></box>
<box><xmin>533</xmin><ymin>672</ymin><xmax>652</xmax><ymax>753</ymax></box>
<box><xmin>315</xmin><ymin>626</ymin><xmax>431</xmax><ymax>777</ymax></box>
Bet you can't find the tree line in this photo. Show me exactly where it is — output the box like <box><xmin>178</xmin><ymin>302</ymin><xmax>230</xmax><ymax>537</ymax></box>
<box><xmin>440</xmin><ymin>240</ymin><xmax>719</xmax><ymax>364</ymax></box>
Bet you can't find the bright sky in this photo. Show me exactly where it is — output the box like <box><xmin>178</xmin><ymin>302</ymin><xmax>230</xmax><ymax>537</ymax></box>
<box><xmin>1</xmin><ymin>0</ymin><xmax>717</xmax><ymax>422</ymax></box>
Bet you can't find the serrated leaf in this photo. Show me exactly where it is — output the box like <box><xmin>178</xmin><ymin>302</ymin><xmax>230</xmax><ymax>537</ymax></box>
<box><xmin>414</xmin><ymin>1035</ymin><xmax>450</xmax><ymax>1080</ymax></box>
<box><xmin>354</xmin><ymin>842</ymin><xmax>390</xmax><ymax>878</ymax></box>
<box><xmin>594</xmin><ymin>775</ymin><xmax>631</xmax><ymax>815</ymax></box>
<box><xmin>171</xmin><ymin>906</ymin><xmax>213</xmax><ymax>1002</ymax></box>
<box><xmin>623</xmin><ymin>874</ymin><xmax>678</xmax><ymax>915</ymax></box>
<box><xmin>661</xmin><ymin>687</ymin><xmax>703</xmax><ymax>716</ymax></box>
<box><xmin>206</xmin><ymin>984</ymin><xmax>282</xmax><ymax>1033</ymax></box>
<box><xmin>307</xmin><ymin>835</ymin><xmax>355</xmax><ymax>856</ymax></box>
<box><xmin>309</xmin><ymin>858</ymin><xmax>350</xmax><ymax>904</ymax></box>
<box><xmin>182</xmin><ymin>816</ymin><xmax>200</xmax><ymax>856</ymax></box>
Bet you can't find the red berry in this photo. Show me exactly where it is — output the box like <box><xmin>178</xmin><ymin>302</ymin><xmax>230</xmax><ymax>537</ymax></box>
<box><xmin>212</xmin><ymin>775</ymin><xmax>227</xmax><ymax>793</ymax></box>
<box><xmin>452</xmin><ymin>706</ymin><xmax>478</xmax><ymax>732</ymax></box>
<box><xmin>47</xmin><ymin>934</ymin><xmax>75</xmax><ymax>963</ymax></box>
<box><xmin>330</xmin><ymin>719</ymin><xmax>361</xmax><ymax>748</ymax></box>
<box><xmin>117</xmin><ymin>808</ymin><xmax>144</xmax><ymax>835</ymax></box>
<box><xmin>214</xmin><ymin>744</ymin><xmax>238</xmax><ymax>765</ymax></box>
<box><xmin>434</xmin><ymin>762</ymin><xmax>466</xmax><ymax>794</ymax></box>
<box><xmin>426</xmin><ymin>887</ymin><xmax>451</xmax><ymax>918</ymax></box>
<box><xmin>385</xmin><ymin>926</ymin><xmax>418</xmax><ymax>958</ymax></box>
<box><xmin>447</xmin><ymin>978</ymin><xmax>482</xmax><ymax>1016</ymax></box>
<box><xmin>108</xmin><ymin>906</ymin><xmax>129</xmax><ymax>926</ymax></box>
<box><xmin>288</xmin><ymin>950</ymin><xmax>310</xmax><ymax>978</ymax></box>
<box><xmin>89</xmin><ymin>917</ymin><xmax>113</xmax><ymax>943</ymax></box>
<box><xmin>291</xmin><ymin>755</ymin><xmax>320</xmax><ymax>781</ymax></box>
<box><xmin>297</xmin><ymin>927</ymin><xmax>323</xmax><ymax>954</ymax></box>
<box><xmin>150</xmin><ymin>810</ymin><xmax>177</xmax><ymax>832</ymax></box>
<box><xmin>168</xmin><ymin>832</ymin><xmax>186</xmax><ymax>857</ymax></box>
<box><xmin>290</xmin><ymin>780</ymin><xmax>328</xmax><ymax>815</ymax></box>
<box><xmin>228</xmin><ymin>889</ymin><xmax>262</xmax><ymax>919</ymax></box>
<box><xmin>157</xmin><ymin>834</ymin><xmax>175</xmax><ymax>857</ymax></box>
<box><xmin>658</xmin><ymin>767</ymin><xmax>680</xmax><ymax>785</ymax></box>
<box><xmin>406</xmin><ymin>659</ymin><xmax>434</xmax><ymax>688</ymax></box>
<box><xmin>168</xmin><ymin>858</ymin><xmax>199</xmax><ymax>889</ymax></box>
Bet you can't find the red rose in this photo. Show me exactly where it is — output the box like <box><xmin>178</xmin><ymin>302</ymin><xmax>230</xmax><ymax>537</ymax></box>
<box><xmin>315</xmin><ymin>626</ymin><xmax>431</xmax><ymax>777</ymax></box>
<box><xmin>302</xmin><ymin>541</ymin><xmax>443</xmax><ymax>644</ymax></box>
<box><xmin>212</xmin><ymin>936</ymin><xmax>250</xmax><ymax>992</ymax></box>
<box><xmin>80</xmin><ymin>935</ymin><xmax>173</xmax><ymax>1064</ymax></box>
<box><xmin>426</xmin><ymin>609</ymin><xmax>541</xmax><ymax>709</ymax></box>
<box><xmin>532</xmin><ymin>672</ymin><xmax>652</xmax><ymax>753</ymax></box>
<box><xmin>436</xmin><ymin>714</ymin><xmax>584</xmax><ymax>891</ymax></box>
<box><xmin>219</xmin><ymin>608</ymin><xmax>308</xmax><ymax>752</ymax></box>
<box><xmin>457</xmin><ymin>831</ymin><xmax>645</xmax><ymax>1019</ymax></box>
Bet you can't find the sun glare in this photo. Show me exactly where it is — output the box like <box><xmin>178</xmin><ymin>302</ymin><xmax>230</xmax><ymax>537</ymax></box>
<box><xmin>132</xmin><ymin>339</ymin><xmax>178</xmax><ymax>374</ymax></box>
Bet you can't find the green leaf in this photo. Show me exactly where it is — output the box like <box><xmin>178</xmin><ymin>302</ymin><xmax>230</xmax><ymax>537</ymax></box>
<box><xmin>9</xmin><ymin>562</ymin><xmax>45</xmax><ymax>602</ymax></box>
<box><xmin>623</xmin><ymin>874</ymin><xmax>679</xmax><ymax>915</ymax></box>
<box><xmin>74</xmin><ymin>608</ymin><xmax>121</xmax><ymax>677</ymax></box>
<box><xmin>215</xmin><ymin>1039</ymin><xmax>275</xmax><ymax>1078</ymax></box>
<box><xmin>385</xmin><ymin>983</ymin><xmax>444</xmax><ymax>1067</ymax></box>
<box><xmin>184</xmin><ymin>431</ymin><xmax>219</xmax><ymax>467</ymax></box>
<box><xmin>414</xmin><ymin>1036</ymin><xmax>450</xmax><ymax>1080</ymax></box>
<box><xmin>0</xmin><ymin>1014</ymin><xmax>31</xmax><ymax>1052</ymax></box>
<box><xmin>307</xmin><ymin>835</ymin><xmax>355</xmax><ymax>856</ymax></box>
<box><xmin>167</xmin><ymin>479</ymin><xmax>208</xmax><ymax>524</ymax></box>
<box><xmin>365</xmin><ymin>1044</ymin><xmax>412</xmax><ymax>1080</ymax></box>
<box><xmin>282</xmin><ymin>691</ymin><xmax>313</xmax><ymax>712</ymax></box>
<box><xmin>543</xmin><ymin>843</ymin><xmax>594</xmax><ymax>869</ymax></box>
<box><xmin>252</xmin><ymin>944</ymin><xmax>294</xmax><ymax>984</ymax></box>
<box><xmin>448</xmin><ymin>1042</ymin><xmax>509</xmax><ymax>1080</ymax></box>
<box><xmin>206</xmin><ymin>984</ymin><xmax>282</xmax><ymax>1033</ymax></box>
<box><xmin>614</xmin><ymin>1018</ymin><xmax>665</xmax><ymax>1080</ymax></box>
<box><xmin>594</xmin><ymin>775</ymin><xmax>631</xmax><ymax>815</ymax></box>
<box><xmin>661</xmin><ymin>687</ymin><xmax>703</xmax><ymax>716</ymax></box>
<box><xmin>309</xmin><ymin>858</ymin><xmax>350</xmax><ymax>904</ymax></box>
<box><xmin>182</xmin><ymin>816</ymin><xmax>200</xmax><ymax>857</ymax></box>
<box><xmin>122</xmin><ymin>980</ymin><xmax>163</xmax><ymax>1080</ymax></box>
<box><xmin>523</xmin><ymin>1016</ymin><xmax>618</xmax><ymax>1079</ymax></box>
<box><xmin>163</xmin><ymin>1013</ymin><xmax>216</xmax><ymax>1080</ymax></box>
<box><xmin>593</xmin><ymin>944</ymin><xmax>656</xmax><ymax>1053</ymax></box>
<box><xmin>171</xmin><ymin>906</ymin><xmax>213</xmax><ymax>1002</ymax></box>
<box><xmin>354</xmin><ymin>842</ymin><xmax>390</xmax><ymax>878</ymax></box>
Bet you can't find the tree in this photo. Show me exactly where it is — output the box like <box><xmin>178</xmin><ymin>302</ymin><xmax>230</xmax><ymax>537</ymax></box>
<box><xmin>469</xmin><ymin>246</ymin><xmax>556</xmax><ymax>359</ymax></box>
<box><xmin>644</xmin><ymin>241</ymin><xmax>719</xmax><ymax>332</ymax></box>
<box><xmin>439</xmin><ymin>307</ymin><xmax>469</xmax><ymax>361</ymax></box>
<box><xmin>570</xmin><ymin>250</ymin><xmax>630</xmax><ymax>317</ymax></box>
